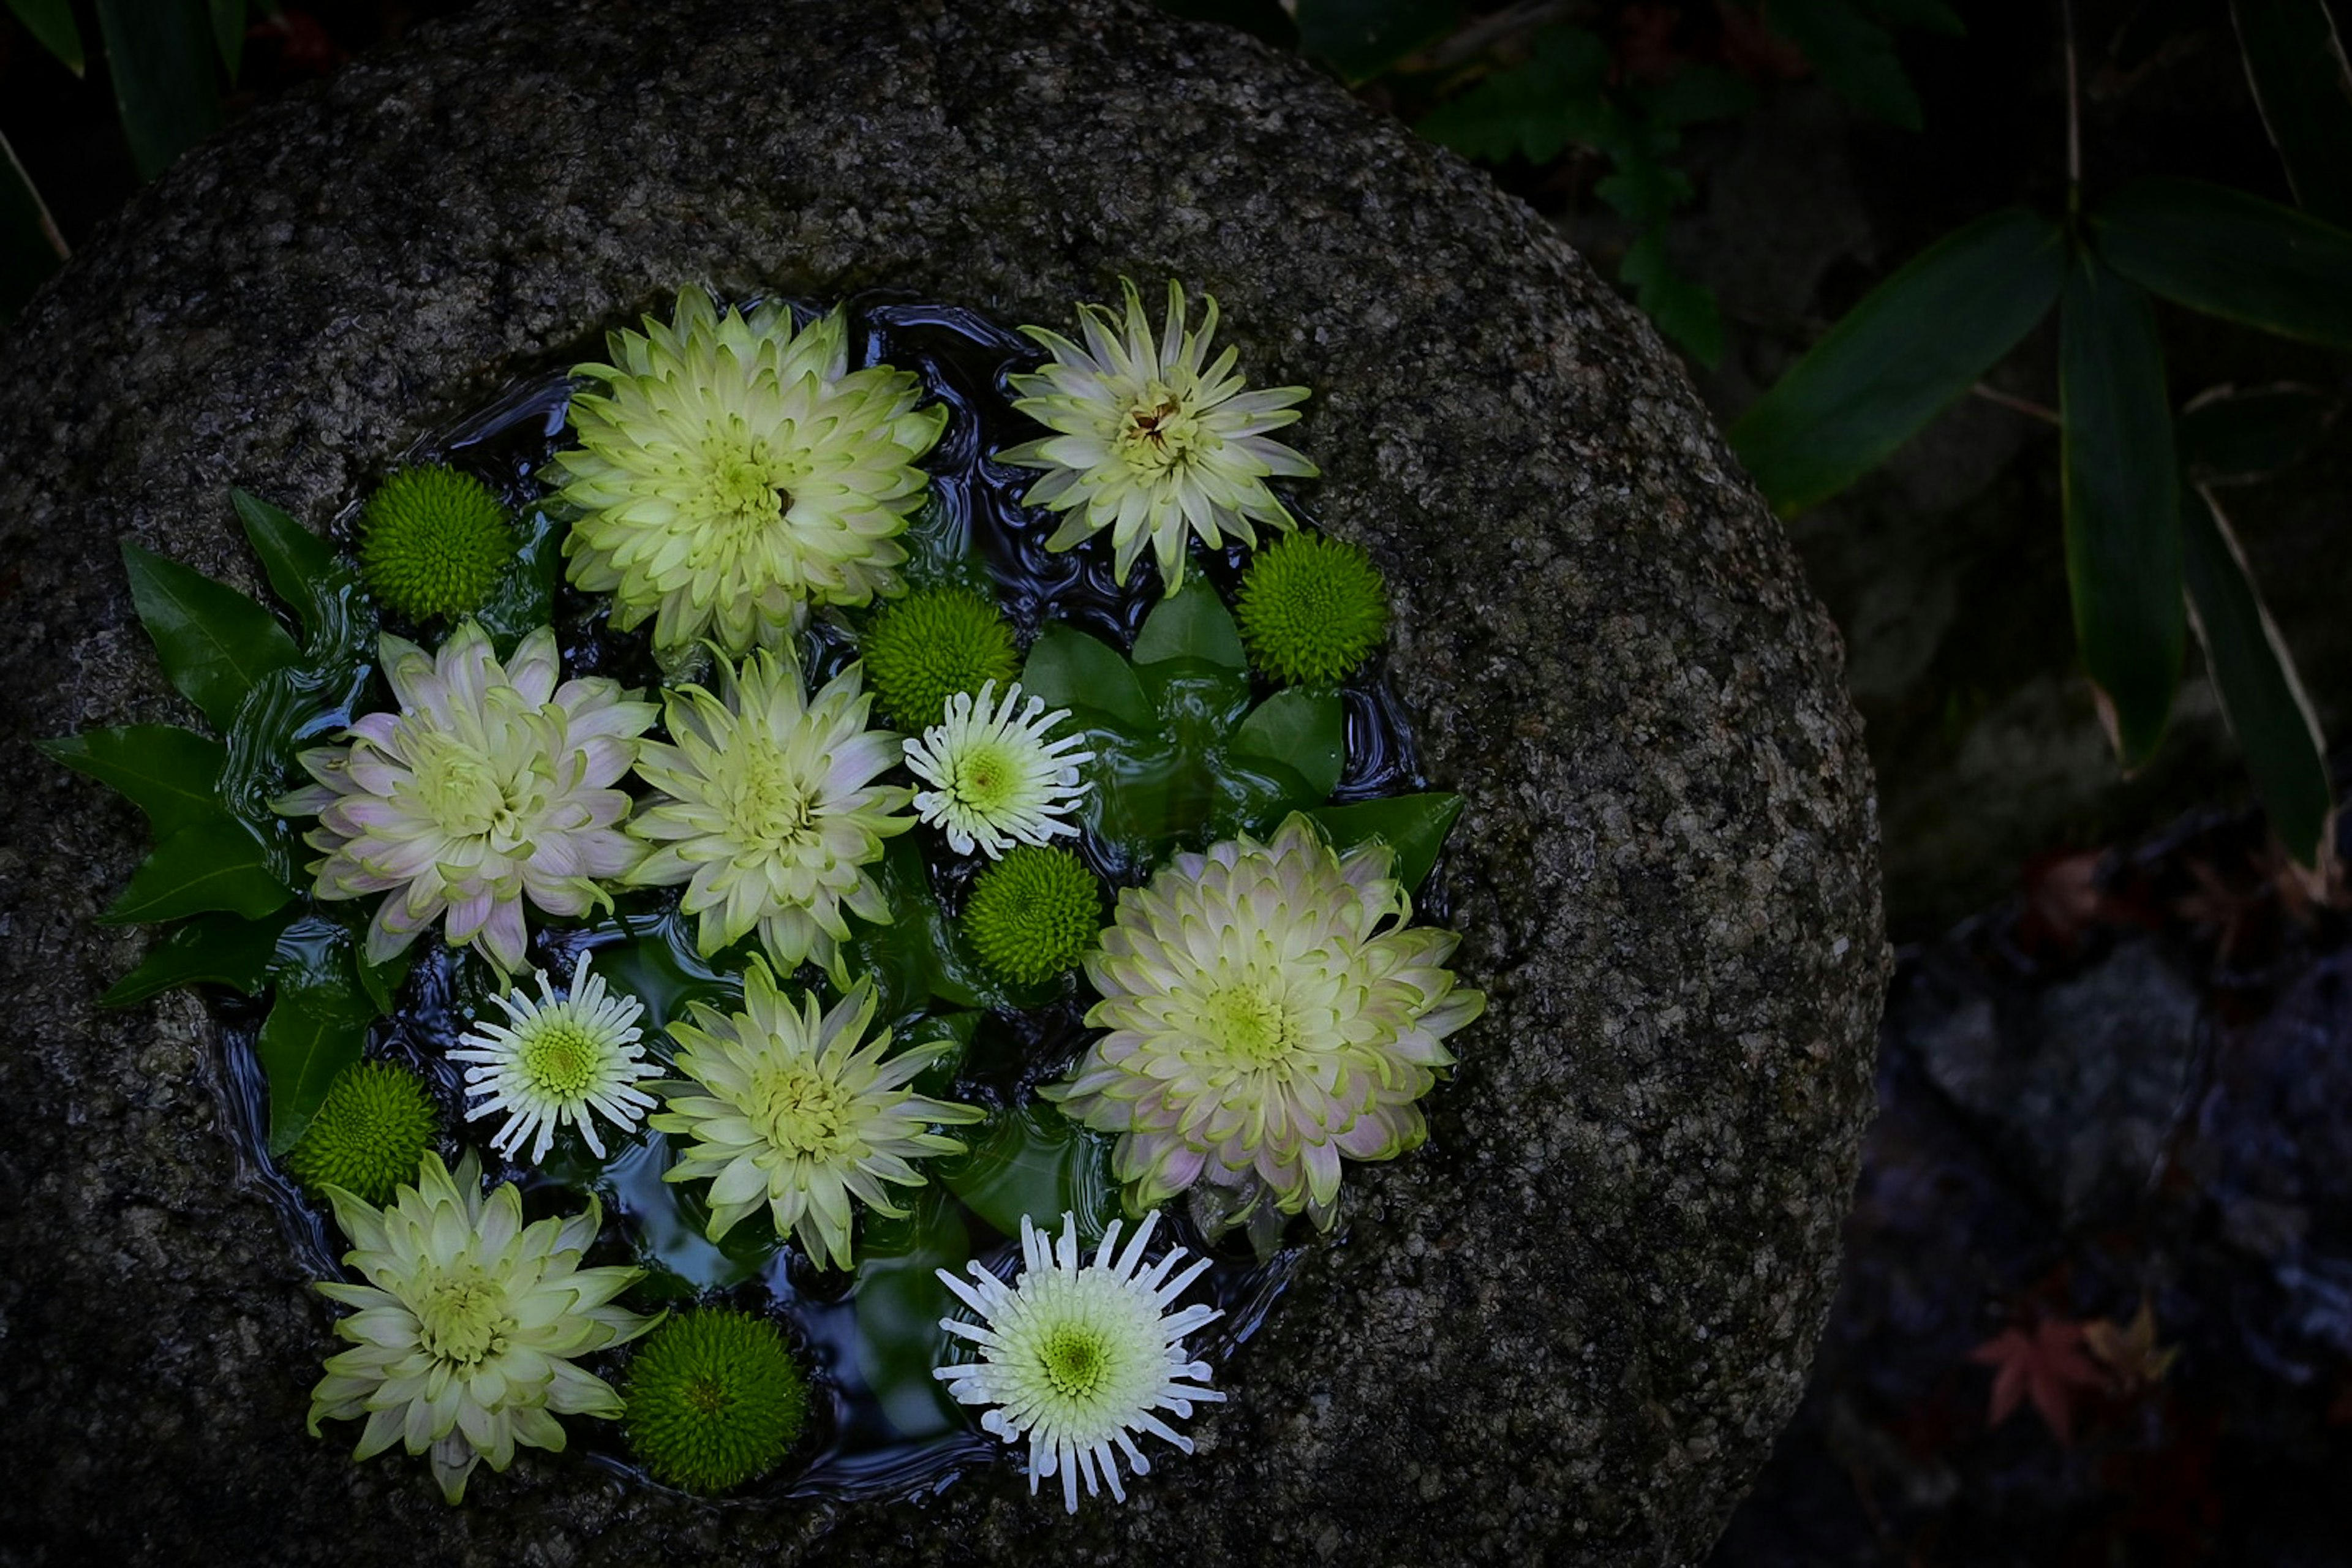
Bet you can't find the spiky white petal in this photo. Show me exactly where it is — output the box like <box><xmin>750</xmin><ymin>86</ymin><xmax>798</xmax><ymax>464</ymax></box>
<box><xmin>1001</xmin><ymin>279</ymin><xmax>1316</xmax><ymax>591</ymax></box>
<box><xmin>1042</xmin><ymin>813</ymin><xmax>1484</xmax><ymax>1229</ymax></box>
<box><xmin>549</xmin><ymin>285</ymin><xmax>946</xmax><ymax>657</ymax></box>
<box><xmin>448</xmin><ymin>951</ymin><xmax>658</xmax><ymax>1164</ymax></box>
<box><xmin>933</xmin><ymin>1210</ymin><xmax>1224</xmax><ymax>1513</ymax></box>
<box><xmin>275</xmin><ymin>622</ymin><xmax>655</xmax><ymax>974</ymax></box>
<box><xmin>902</xmin><ymin>680</ymin><xmax>1093</xmax><ymax>859</ymax></box>
<box><xmin>306</xmin><ymin>1150</ymin><xmax>656</xmax><ymax>1504</ymax></box>
<box><xmin>651</xmin><ymin>965</ymin><xmax>982</xmax><ymax>1269</ymax></box>
<box><xmin>626</xmin><ymin>646</ymin><xmax>911</xmax><ymax>978</ymax></box>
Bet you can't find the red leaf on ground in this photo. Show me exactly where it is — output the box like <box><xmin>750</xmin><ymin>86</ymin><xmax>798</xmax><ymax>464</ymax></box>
<box><xmin>1970</xmin><ymin>1318</ymin><xmax>2104</xmax><ymax>1444</ymax></box>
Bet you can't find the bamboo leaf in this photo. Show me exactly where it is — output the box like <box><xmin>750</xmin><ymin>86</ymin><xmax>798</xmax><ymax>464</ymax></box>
<box><xmin>2176</xmin><ymin>382</ymin><xmax>2338</xmax><ymax>484</ymax></box>
<box><xmin>37</xmin><ymin>724</ymin><xmax>227</xmax><ymax>838</ymax></box>
<box><xmin>2231</xmin><ymin>0</ymin><xmax>2352</xmax><ymax>228</ymax></box>
<box><xmin>2090</xmin><ymin>176</ymin><xmax>2352</xmax><ymax>348</ymax></box>
<box><xmin>94</xmin><ymin>0</ymin><xmax>225</xmax><ymax>181</ymax></box>
<box><xmin>2060</xmin><ymin>254</ymin><xmax>2184</xmax><ymax>771</ymax></box>
<box><xmin>97</xmin><ymin>818</ymin><xmax>295</xmax><ymax>925</ymax></box>
<box><xmin>1</xmin><ymin>129</ymin><xmax>67</xmax><ymax>323</ymax></box>
<box><xmin>121</xmin><ymin>540</ymin><xmax>302</xmax><ymax>729</ymax></box>
<box><xmin>6</xmin><ymin>0</ymin><xmax>84</xmax><ymax>74</ymax></box>
<box><xmin>1728</xmin><ymin>208</ymin><xmax>2066</xmax><ymax>512</ymax></box>
<box><xmin>2182</xmin><ymin>482</ymin><xmax>2335</xmax><ymax>871</ymax></box>
<box><xmin>209</xmin><ymin>0</ymin><xmax>244</xmax><ymax>78</ymax></box>
<box><xmin>99</xmin><ymin>907</ymin><xmax>295</xmax><ymax>1006</ymax></box>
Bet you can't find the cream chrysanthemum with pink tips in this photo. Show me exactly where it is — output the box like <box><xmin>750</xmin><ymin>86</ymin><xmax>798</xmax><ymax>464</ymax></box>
<box><xmin>276</xmin><ymin>622</ymin><xmax>655</xmax><ymax>974</ymax></box>
<box><xmin>934</xmin><ymin>1209</ymin><xmax>1223</xmax><ymax>1513</ymax></box>
<box><xmin>1043</xmin><ymin>813</ymin><xmax>1483</xmax><ymax>1229</ymax></box>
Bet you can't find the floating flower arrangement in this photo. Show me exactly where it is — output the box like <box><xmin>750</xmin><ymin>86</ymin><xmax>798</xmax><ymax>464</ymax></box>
<box><xmin>47</xmin><ymin>281</ymin><xmax>1484</xmax><ymax>1511</ymax></box>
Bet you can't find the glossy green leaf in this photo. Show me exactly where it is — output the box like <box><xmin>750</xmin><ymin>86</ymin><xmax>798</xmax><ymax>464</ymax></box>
<box><xmin>233</xmin><ymin>489</ymin><xmax>354</xmax><ymax>649</ymax></box>
<box><xmin>94</xmin><ymin>0</ymin><xmax>225</xmax><ymax>182</ymax></box>
<box><xmin>2176</xmin><ymin>382</ymin><xmax>2339</xmax><ymax>484</ymax></box>
<box><xmin>1305</xmin><ymin>792</ymin><xmax>1464</xmax><ymax>892</ymax></box>
<box><xmin>937</xmin><ymin>1105</ymin><xmax>1116</xmax><ymax>1246</ymax></box>
<box><xmin>121</xmin><ymin>540</ymin><xmax>302</xmax><ymax>730</ymax></box>
<box><xmin>2182</xmin><ymin>483</ymin><xmax>2335</xmax><ymax>870</ymax></box>
<box><xmin>97</xmin><ymin>818</ymin><xmax>294</xmax><ymax>925</ymax></box>
<box><xmin>1294</xmin><ymin>0</ymin><xmax>1460</xmax><ymax>83</ymax></box>
<box><xmin>209</xmin><ymin>0</ymin><xmax>243</xmax><ymax>77</ymax></box>
<box><xmin>2060</xmin><ymin>255</ymin><xmax>2184</xmax><ymax>771</ymax></box>
<box><xmin>1</xmin><ymin>130</ymin><xmax>66</xmax><ymax>324</ymax></box>
<box><xmin>1763</xmin><ymin>0</ymin><xmax>1922</xmax><ymax>129</ymax></box>
<box><xmin>99</xmin><ymin>907</ymin><xmax>295</xmax><ymax>1006</ymax></box>
<box><xmin>6</xmin><ymin>0</ymin><xmax>84</xmax><ymax>74</ymax></box>
<box><xmin>1728</xmin><ymin>208</ymin><xmax>2065</xmax><ymax>513</ymax></box>
<box><xmin>853</xmin><ymin>1195</ymin><xmax>971</xmax><ymax>1438</ymax></box>
<box><xmin>1132</xmin><ymin>578</ymin><xmax>1246</xmax><ymax>671</ymax></box>
<box><xmin>1021</xmin><ymin>622</ymin><xmax>1153</xmax><ymax>733</ymax></box>
<box><xmin>2090</xmin><ymin>177</ymin><xmax>2352</xmax><ymax>349</ymax></box>
<box><xmin>1417</xmin><ymin>26</ymin><xmax>1615</xmax><ymax>164</ymax></box>
<box><xmin>37</xmin><ymin>725</ymin><xmax>227</xmax><ymax>838</ymax></box>
<box><xmin>258</xmin><ymin>989</ymin><xmax>370</xmax><ymax>1154</ymax></box>
<box><xmin>2232</xmin><ymin>0</ymin><xmax>2352</xmax><ymax>228</ymax></box>
<box><xmin>1231</xmin><ymin>688</ymin><xmax>1345</xmax><ymax>802</ymax></box>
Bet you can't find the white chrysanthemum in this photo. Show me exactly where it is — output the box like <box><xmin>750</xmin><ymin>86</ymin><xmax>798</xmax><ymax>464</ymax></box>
<box><xmin>276</xmin><ymin>622</ymin><xmax>655</xmax><ymax>974</ymax></box>
<box><xmin>1001</xmin><ymin>279</ymin><xmax>1317</xmax><ymax>590</ymax></box>
<box><xmin>1043</xmin><ymin>813</ymin><xmax>1485</xmax><ymax>1229</ymax></box>
<box><xmin>307</xmin><ymin>1150</ymin><xmax>655</xmax><ymax>1504</ymax></box>
<box><xmin>934</xmin><ymin>1209</ymin><xmax>1224</xmax><ymax>1513</ymax></box>
<box><xmin>549</xmin><ymin>284</ymin><xmax>947</xmax><ymax>657</ymax></box>
<box><xmin>902</xmin><ymin>680</ymin><xmax>1093</xmax><ymax>859</ymax></box>
<box><xmin>448</xmin><ymin>951</ymin><xmax>658</xmax><ymax>1164</ymax></box>
<box><xmin>652</xmin><ymin>964</ymin><xmax>982</xmax><ymax>1268</ymax></box>
<box><xmin>627</xmin><ymin>646</ymin><xmax>911</xmax><ymax>977</ymax></box>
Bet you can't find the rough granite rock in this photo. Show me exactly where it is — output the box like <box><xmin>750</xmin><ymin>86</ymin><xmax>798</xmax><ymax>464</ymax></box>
<box><xmin>0</xmin><ymin>1</ymin><xmax>1885</xmax><ymax>1562</ymax></box>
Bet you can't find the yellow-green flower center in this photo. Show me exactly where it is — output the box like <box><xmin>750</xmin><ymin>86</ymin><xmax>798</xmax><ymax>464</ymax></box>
<box><xmin>519</xmin><ymin>1020</ymin><xmax>603</xmax><ymax>1098</ymax></box>
<box><xmin>1114</xmin><ymin>383</ymin><xmax>1205</xmax><ymax>476</ymax></box>
<box><xmin>947</xmin><ymin>739</ymin><xmax>1020</xmax><ymax>814</ymax></box>
<box><xmin>692</xmin><ymin>423</ymin><xmax>797</xmax><ymax>545</ymax></box>
<box><xmin>1204</xmin><ymin>980</ymin><xmax>1295</xmax><ymax>1067</ymax></box>
<box><xmin>417</xmin><ymin>1266</ymin><xmax>514</xmax><ymax>1367</ymax></box>
<box><xmin>750</xmin><ymin>1066</ymin><xmax>856</xmax><ymax>1158</ymax></box>
<box><xmin>1037</xmin><ymin>1322</ymin><xmax>1115</xmax><ymax>1401</ymax></box>
<box><xmin>725</xmin><ymin>744</ymin><xmax>820</xmax><ymax>851</ymax></box>
<box><xmin>412</xmin><ymin>731</ymin><xmax>533</xmax><ymax>846</ymax></box>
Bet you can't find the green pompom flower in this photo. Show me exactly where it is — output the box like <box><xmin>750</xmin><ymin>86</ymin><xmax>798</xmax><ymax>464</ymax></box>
<box><xmin>284</xmin><ymin>1060</ymin><xmax>440</xmax><ymax>1206</ymax></box>
<box><xmin>624</xmin><ymin>1308</ymin><xmax>813</xmax><ymax>1493</ymax></box>
<box><xmin>1235</xmin><ymin>532</ymin><xmax>1389</xmax><ymax>687</ymax></box>
<box><xmin>962</xmin><ymin>845</ymin><xmax>1100</xmax><ymax>986</ymax></box>
<box><xmin>358</xmin><ymin>466</ymin><xmax>515</xmax><ymax>622</ymax></box>
<box><xmin>862</xmin><ymin>586</ymin><xmax>1020</xmax><ymax>731</ymax></box>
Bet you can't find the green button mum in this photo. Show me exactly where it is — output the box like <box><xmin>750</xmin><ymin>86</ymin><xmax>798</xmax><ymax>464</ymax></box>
<box><xmin>1235</xmin><ymin>531</ymin><xmax>1389</xmax><ymax>687</ymax></box>
<box><xmin>624</xmin><ymin>1308</ymin><xmax>812</xmax><ymax>1493</ymax></box>
<box><xmin>284</xmin><ymin>1060</ymin><xmax>440</xmax><ymax>1207</ymax></box>
<box><xmin>358</xmin><ymin>466</ymin><xmax>516</xmax><ymax>622</ymax></box>
<box><xmin>862</xmin><ymin>584</ymin><xmax>1021</xmax><ymax>731</ymax></box>
<box><xmin>962</xmin><ymin>844</ymin><xmax>1101</xmax><ymax>986</ymax></box>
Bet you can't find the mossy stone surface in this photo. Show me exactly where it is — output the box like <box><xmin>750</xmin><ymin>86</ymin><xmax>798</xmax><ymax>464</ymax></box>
<box><xmin>0</xmin><ymin>1</ymin><xmax>1884</xmax><ymax>1561</ymax></box>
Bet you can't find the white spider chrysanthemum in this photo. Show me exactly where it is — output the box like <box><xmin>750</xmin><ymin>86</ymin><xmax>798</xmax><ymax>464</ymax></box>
<box><xmin>1001</xmin><ymin>279</ymin><xmax>1317</xmax><ymax>591</ymax></box>
<box><xmin>627</xmin><ymin>646</ymin><xmax>911</xmax><ymax>977</ymax></box>
<box><xmin>448</xmin><ymin>951</ymin><xmax>658</xmax><ymax>1164</ymax></box>
<box><xmin>274</xmin><ymin>622</ymin><xmax>655</xmax><ymax>974</ymax></box>
<box><xmin>933</xmin><ymin>1209</ymin><xmax>1224</xmax><ymax>1513</ymax></box>
<box><xmin>652</xmin><ymin>963</ymin><xmax>982</xmax><ymax>1268</ymax></box>
<box><xmin>549</xmin><ymin>285</ymin><xmax>946</xmax><ymax>657</ymax></box>
<box><xmin>1042</xmin><ymin>813</ymin><xmax>1485</xmax><ymax>1229</ymax></box>
<box><xmin>902</xmin><ymin>680</ymin><xmax>1093</xmax><ymax>859</ymax></box>
<box><xmin>307</xmin><ymin>1150</ymin><xmax>655</xmax><ymax>1504</ymax></box>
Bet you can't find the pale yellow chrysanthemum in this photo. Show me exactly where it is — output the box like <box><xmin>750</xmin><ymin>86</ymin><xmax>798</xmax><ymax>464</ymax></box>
<box><xmin>1042</xmin><ymin>813</ymin><xmax>1483</xmax><ymax>1229</ymax></box>
<box><xmin>652</xmin><ymin>964</ymin><xmax>983</xmax><ymax>1268</ymax></box>
<box><xmin>307</xmin><ymin>1150</ymin><xmax>655</xmax><ymax>1504</ymax></box>
<box><xmin>1001</xmin><ymin>279</ymin><xmax>1317</xmax><ymax>591</ymax></box>
<box><xmin>626</xmin><ymin>646</ymin><xmax>911</xmax><ymax>978</ymax></box>
<box><xmin>275</xmin><ymin>622</ymin><xmax>655</xmax><ymax>974</ymax></box>
<box><xmin>549</xmin><ymin>285</ymin><xmax>946</xmax><ymax>657</ymax></box>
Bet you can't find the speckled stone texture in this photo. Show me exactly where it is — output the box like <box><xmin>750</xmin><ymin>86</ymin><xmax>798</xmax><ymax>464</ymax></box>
<box><xmin>0</xmin><ymin>1</ymin><xmax>1883</xmax><ymax>1562</ymax></box>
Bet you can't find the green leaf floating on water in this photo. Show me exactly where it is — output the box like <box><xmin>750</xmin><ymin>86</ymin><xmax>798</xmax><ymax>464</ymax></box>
<box><xmin>37</xmin><ymin>725</ymin><xmax>229</xmax><ymax>839</ymax></box>
<box><xmin>99</xmin><ymin>907</ymin><xmax>298</xmax><ymax>1007</ymax></box>
<box><xmin>122</xmin><ymin>540</ymin><xmax>303</xmax><ymax>731</ymax></box>
<box><xmin>1020</xmin><ymin>620</ymin><xmax>1153</xmax><ymax>734</ymax></box>
<box><xmin>938</xmin><ymin>1103</ymin><xmax>1117</xmax><ymax>1246</ymax></box>
<box><xmin>97</xmin><ymin>817</ymin><xmax>294</xmax><ymax>925</ymax></box>
<box><xmin>1306</xmin><ymin>792</ymin><xmax>1464</xmax><ymax>893</ymax></box>
<box><xmin>1132</xmin><ymin>577</ymin><xmax>1246</xmax><ymax>671</ymax></box>
<box><xmin>1231</xmin><ymin>687</ymin><xmax>1345</xmax><ymax>802</ymax></box>
<box><xmin>593</xmin><ymin>906</ymin><xmax>742</xmax><ymax>1035</ymax></box>
<box><xmin>853</xmin><ymin>1192</ymin><xmax>973</xmax><ymax>1439</ymax></box>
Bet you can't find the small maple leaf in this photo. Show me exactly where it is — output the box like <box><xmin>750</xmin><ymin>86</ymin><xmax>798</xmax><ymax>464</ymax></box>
<box><xmin>2083</xmin><ymin>1297</ymin><xmax>2180</xmax><ymax>1394</ymax></box>
<box><xmin>1970</xmin><ymin>1318</ymin><xmax>2104</xmax><ymax>1444</ymax></box>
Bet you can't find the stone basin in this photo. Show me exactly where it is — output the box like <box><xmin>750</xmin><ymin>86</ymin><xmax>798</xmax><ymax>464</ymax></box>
<box><xmin>0</xmin><ymin>1</ymin><xmax>1885</xmax><ymax>1561</ymax></box>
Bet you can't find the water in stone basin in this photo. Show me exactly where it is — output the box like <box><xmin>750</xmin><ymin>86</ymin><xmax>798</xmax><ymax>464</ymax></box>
<box><xmin>208</xmin><ymin>295</ymin><xmax>1441</xmax><ymax>1501</ymax></box>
